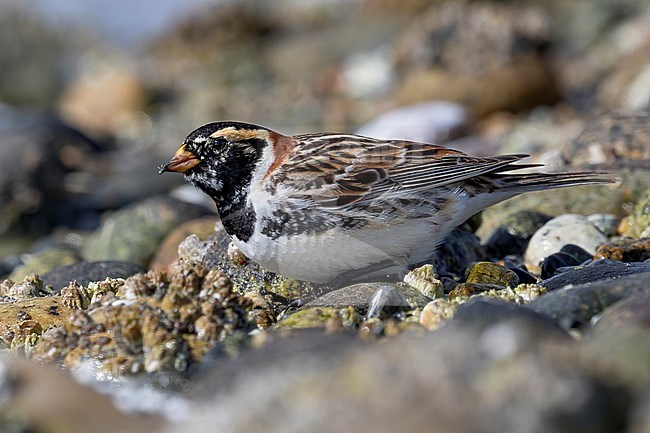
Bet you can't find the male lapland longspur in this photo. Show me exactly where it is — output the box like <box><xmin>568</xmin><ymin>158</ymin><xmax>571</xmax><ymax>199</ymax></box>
<box><xmin>160</xmin><ymin>121</ymin><xmax>610</xmax><ymax>284</ymax></box>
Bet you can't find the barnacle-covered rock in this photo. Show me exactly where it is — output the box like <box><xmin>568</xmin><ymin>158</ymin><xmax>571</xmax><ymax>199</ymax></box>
<box><xmin>28</xmin><ymin>259</ymin><xmax>270</xmax><ymax>378</ymax></box>
<box><xmin>0</xmin><ymin>297</ymin><xmax>73</xmax><ymax>351</ymax></box>
<box><xmin>0</xmin><ymin>275</ymin><xmax>50</xmax><ymax>301</ymax></box>
<box><xmin>404</xmin><ymin>264</ymin><xmax>444</xmax><ymax>299</ymax></box>
<box><xmin>419</xmin><ymin>298</ymin><xmax>461</xmax><ymax>331</ymax></box>
<box><xmin>448</xmin><ymin>282</ymin><xmax>546</xmax><ymax>304</ymax></box>
<box><xmin>61</xmin><ymin>281</ymin><xmax>91</xmax><ymax>309</ymax></box>
<box><xmin>448</xmin><ymin>282</ymin><xmax>503</xmax><ymax>301</ymax></box>
<box><xmin>178</xmin><ymin>232</ymin><xmax>314</xmax><ymax>302</ymax></box>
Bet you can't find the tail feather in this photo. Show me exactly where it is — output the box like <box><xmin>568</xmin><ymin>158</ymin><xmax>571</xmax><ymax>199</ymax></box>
<box><xmin>494</xmin><ymin>171</ymin><xmax>615</xmax><ymax>193</ymax></box>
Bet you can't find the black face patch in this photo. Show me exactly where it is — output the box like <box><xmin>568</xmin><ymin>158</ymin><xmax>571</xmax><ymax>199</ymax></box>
<box><xmin>181</xmin><ymin>123</ymin><xmax>269</xmax><ymax>242</ymax></box>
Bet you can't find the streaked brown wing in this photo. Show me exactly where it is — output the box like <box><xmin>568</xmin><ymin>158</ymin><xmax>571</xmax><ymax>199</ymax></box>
<box><xmin>270</xmin><ymin>134</ymin><xmax>529</xmax><ymax>207</ymax></box>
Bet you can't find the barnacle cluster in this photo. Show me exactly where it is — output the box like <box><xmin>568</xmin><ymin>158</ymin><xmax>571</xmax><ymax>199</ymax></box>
<box><xmin>0</xmin><ymin>259</ymin><xmax>276</xmax><ymax>377</ymax></box>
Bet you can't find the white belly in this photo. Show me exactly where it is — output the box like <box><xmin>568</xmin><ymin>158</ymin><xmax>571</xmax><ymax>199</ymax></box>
<box><xmin>233</xmin><ymin>219</ymin><xmax>443</xmax><ymax>283</ymax></box>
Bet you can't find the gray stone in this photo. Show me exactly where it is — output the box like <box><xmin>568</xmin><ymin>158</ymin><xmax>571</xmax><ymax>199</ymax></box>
<box><xmin>41</xmin><ymin>261</ymin><xmax>145</xmax><ymax>291</ymax></box>
<box><xmin>539</xmin><ymin>259</ymin><xmax>650</xmax><ymax>291</ymax></box>
<box><xmin>528</xmin><ymin>272</ymin><xmax>650</xmax><ymax>329</ymax></box>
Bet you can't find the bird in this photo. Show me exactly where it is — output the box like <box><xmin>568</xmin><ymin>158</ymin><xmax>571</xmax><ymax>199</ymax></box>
<box><xmin>160</xmin><ymin>121</ymin><xmax>610</xmax><ymax>285</ymax></box>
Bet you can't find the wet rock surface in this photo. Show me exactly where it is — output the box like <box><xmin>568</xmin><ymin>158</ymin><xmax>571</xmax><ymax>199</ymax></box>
<box><xmin>538</xmin><ymin>259</ymin><xmax>650</xmax><ymax>291</ymax></box>
<box><xmin>528</xmin><ymin>272</ymin><xmax>650</xmax><ymax>329</ymax></box>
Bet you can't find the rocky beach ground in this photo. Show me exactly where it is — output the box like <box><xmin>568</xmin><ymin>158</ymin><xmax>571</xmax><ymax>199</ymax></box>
<box><xmin>0</xmin><ymin>0</ymin><xmax>649</xmax><ymax>432</ymax></box>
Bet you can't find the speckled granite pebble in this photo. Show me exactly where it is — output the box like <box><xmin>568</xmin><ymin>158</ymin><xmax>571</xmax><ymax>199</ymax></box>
<box><xmin>525</xmin><ymin>214</ymin><xmax>608</xmax><ymax>268</ymax></box>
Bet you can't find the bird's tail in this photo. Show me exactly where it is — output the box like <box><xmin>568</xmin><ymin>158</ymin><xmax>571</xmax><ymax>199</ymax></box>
<box><xmin>494</xmin><ymin>170</ymin><xmax>615</xmax><ymax>193</ymax></box>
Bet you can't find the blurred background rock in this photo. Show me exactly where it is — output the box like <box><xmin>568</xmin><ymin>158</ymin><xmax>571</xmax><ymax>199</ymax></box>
<box><xmin>0</xmin><ymin>0</ymin><xmax>649</xmax><ymax>279</ymax></box>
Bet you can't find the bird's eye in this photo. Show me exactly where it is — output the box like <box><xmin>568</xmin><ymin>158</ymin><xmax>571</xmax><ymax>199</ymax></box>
<box><xmin>213</xmin><ymin>137</ymin><xmax>228</xmax><ymax>147</ymax></box>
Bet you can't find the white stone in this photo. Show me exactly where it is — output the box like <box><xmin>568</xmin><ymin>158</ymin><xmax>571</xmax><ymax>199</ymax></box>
<box><xmin>524</xmin><ymin>214</ymin><xmax>608</xmax><ymax>267</ymax></box>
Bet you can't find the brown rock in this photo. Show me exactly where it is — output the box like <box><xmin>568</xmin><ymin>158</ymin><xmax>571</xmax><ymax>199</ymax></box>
<box><xmin>149</xmin><ymin>216</ymin><xmax>219</xmax><ymax>273</ymax></box>
<box><xmin>0</xmin><ymin>297</ymin><xmax>74</xmax><ymax>349</ymax></box>
<box><xmin>595</xmin><ymin>238</ymin><xmax>650</xmax><ymax>262</ymax></box>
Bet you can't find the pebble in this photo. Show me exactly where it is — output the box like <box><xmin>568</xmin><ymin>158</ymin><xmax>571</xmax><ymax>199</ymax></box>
<box><xmin>593</xmin><ymin>292</ymin><xmax>650</xmax><ymax>333</ymax></box>
<box><xmin>559</xmin><ymin>244</ymin><xmax>593</xmax><ymax>263</ymax></box>
<box><xmin>305</xmin><ymin>283</ymin><xmax>430</xmax><ymax>310</ymax></box>
<box><xmin>539</xmin><ymin>252</ymin><xmax>582</xmax><ymax>279</ymax></box>
<box><xmin>273</xmin><ymin>306</ymin><xmax>359</xmax><ymax>331</ymax></box>
<box><xmin>451</xmin><ymin>298</ymin><xmax>568</xmax><ymax>337</ymax></box>
<box><xmin>465</xmin><ymin>262</ymin><xmax>519</xmax><ymax>288</ymax></box>
<box><xmin>433</xmin><ymin>227</ymin><xmax>484</xmax><ymax>277</ymax></box>
<box><xmin>448</xmin><ymin>282</ymin><xmax>503</xmax><ymax>301</ymax></box>
<box><xmin>419</xmin><ymin>298</ymin><xmax>459</xmax><ymax>331</ymax></box>
<box><xmin>366</xmin><ymin>285</ymin><xmax>410</xmax><ymax>319</ymax></box>
<box><xmin>587</xmin><ymin>214</ymin><xmax>620</xmax><ymax>237</ymax></box>
<box><xmin>8</xmin><ymin>247</ymin><xmax>79</xmax><ymax>282</ymax></box>
<box><xmin>525</xmin><ymin>214</ymin><xmax>608</xmax><ymax>268</ymax></box>
<box><xmin>565</xmin><ymin>114</ymin><xmax>650</xmax><ymax>167</ymax></box>
<box><xmin>503</xmin><ymin>259</ymin><xmax>538</xmax><ymax>284</ymax></box>
<box><xmin>149</xmin><ymin>216</ymin><xmax>220</xmax><ymax>273</ymax></box>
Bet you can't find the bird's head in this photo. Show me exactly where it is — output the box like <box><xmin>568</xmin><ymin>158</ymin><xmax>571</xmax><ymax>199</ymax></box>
<box><xmin>160</xmin><ymin>121</ymin><xmax>271</xmax><ymax>195</ymax></box>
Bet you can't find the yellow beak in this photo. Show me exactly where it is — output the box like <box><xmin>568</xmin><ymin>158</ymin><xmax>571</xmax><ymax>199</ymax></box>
<box><xmin>159</xmin><ymin>145</ymin><xmax>200</xmax><ymax>174</ymax></box>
